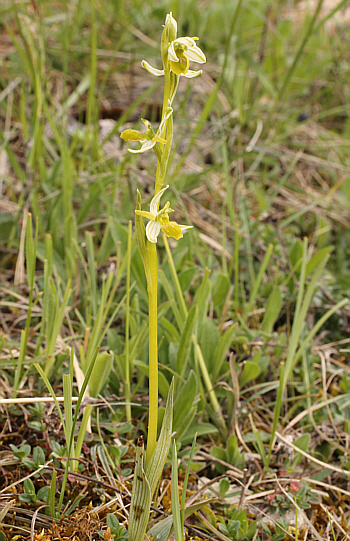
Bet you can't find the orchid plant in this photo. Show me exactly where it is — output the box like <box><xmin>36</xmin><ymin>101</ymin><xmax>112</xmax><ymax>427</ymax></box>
<box><xmin>120</xmin><ymin>12</ymin><xmax>206</xmax><ymax>541</ymax></box>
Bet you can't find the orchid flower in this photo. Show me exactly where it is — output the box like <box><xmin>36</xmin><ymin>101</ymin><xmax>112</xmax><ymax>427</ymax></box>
<box><xmin>142</xmin><ymin>35</ymin><xmax>206</xmax><ymax>79</ymax></box>
<box><xmin>135</xmin><ymin>185</ymin><xmax>192</xmax><ymax>243</ymax></box>
<box><xmin>120</xmin><ymin>107</ymin><xmax>173</xmax><ymax>153</ymax></box>
<box><xmin>168</xmin><ymin>37</ymin><xmax>206</xmax><ymax>76</ymax></box>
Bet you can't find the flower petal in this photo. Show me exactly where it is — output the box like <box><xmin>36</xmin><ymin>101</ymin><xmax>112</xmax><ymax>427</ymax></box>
<box><xmin>141</xmin><ymin>60</ymin><xmax>165</xmax><ymax>77</ymax></box>
<box><xmin>182</xmin><ymin>69</ymin><xmax>202</xmax><ymax>78</ymax></box>
<box><xmin>184</xmin><ymin>45</ymin><xmax>206</xmax><ymax>64</ymax></box>
<box><xmin>135</xmin><ymin>210</ymin><xmax>155</xmax><ymax>220</ymax></box>
<box><xmin>175</xmin><ymin>37</ymin><xmax>197</xmax><ymax>48</ymax></box>
<box><xmin>168</xmin><ymin>41</ymin><xmax>178</xmax><ymax>63</ymax></box>
<box><xmin>146</xmin><ymin>220</ymin><xmax>161</xmax><ymax>243</ymax></box>
<box><xmin>128</xmin><ymin>140</ymin><xmax>155</xmax><ymax>154</ymax></box>
<box><xmin>150</xmin><ymin>185</ymin><xmax>169</xmax><ymax>215</ymax></box>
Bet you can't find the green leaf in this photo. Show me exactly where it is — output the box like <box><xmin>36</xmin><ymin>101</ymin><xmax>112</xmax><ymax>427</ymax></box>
<box><xmin>219</xmin><ymin>478</ymin><xmax>230</xmax><ymax>497</ymax></box>
<box><xmin>176</xmin><ymin>304</ymin><xmax>197</xmax><ymax>377</ymax></box>
<box><xmin>199</xmin><ymin>318</ymin><xmax>220</xmax><ymax>375</ymax></box>
<box><xmin>181</xmin><ymin>422</ymin><xmax>218</xmax><ymax>445</ymax></box>
<box><xmin>88</xmin><ymin>351</ymin><xmax>114</xmax><ymax>398</ymax></box>
<box><xmin>179</xmin><ymin>266</ymin><xmax>198</xmax><ymax>292</ymax></box>
<box><xmin>212</xmin><ymin>271</ymin><xmax>230</xmax><ymax>306</ymax></box>
<box><xmin>293</xmin><ymin>433</ymin><xmax>310</xmax><ymax>464</ymax></box>
<box><xmin>37</xmin><ymin>486</ymin><xmax>49</xmax><ymax>502</ymax></box>
<box><xmin>260</xmin><ymin>286</ymin><xmax>282</xmax><ymax>334</ymax></box>
<box><xmin>213</xmin><ymin>323</ymin><xmax>237</xmax><ymax>380</ymax></box>
<box><xmin>33</xmin><ymin>446</ymin><xmax>46</xmax><ymax>467</ymax></box>
<box><xmin>305</xmin><ymin>246</ymin><xmax>333</xmax><ymax>278</ymax></box>
<box><xmin>173</xmin><ymin>370</ymin><xmax>197</xmax><ymax>433</ymax></box>
<box><xmin>24</xmin><ymin>478</ymin><xmax>36</xmax><ymax>496</ymax></box>
<box><xmin>239</xmin><ymin>356</ymin><xmax>261</xmax><ymax>388</ymax></box>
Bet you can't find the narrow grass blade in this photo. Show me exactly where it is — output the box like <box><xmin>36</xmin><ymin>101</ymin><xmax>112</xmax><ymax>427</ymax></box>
<box><xmin>171</xmin><ymin>440</ymin><xmax>182</xmax><ymax>541</ymax></box>
<box><xmin>49</xmin><ymin>469</ymin><xmax>57</xmax><ymax>518</ymax></box>
<box><xmin>243</xmin><ymin>244</ymin><xmax>273</xmax><ymax>322</ymax></box>
<box><xmin>265</xmin><ymin>362</ymin><xmax>284</xmax><ymax>473</ymax></box>
<box><xmin>249</xmin><ymin>413</ymin><xmax>266</xmax><ymax>466</ymax></box>
<box><xmin>180</xmin><ymin>433</ymin><xmax>197</xmax><ymax>532</ymax></box>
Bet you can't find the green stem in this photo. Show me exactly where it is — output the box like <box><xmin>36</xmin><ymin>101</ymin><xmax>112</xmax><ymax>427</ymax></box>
<box><xmin>125</xmin><ymin>221</ymin><xmax>132</xmax><ymax>424</ymax></box>
<box><xmin>195</xmin><ymin>340</ymin><xmax>226</xmax><ymax>433</ymax></box>
<box><xmin>146</xmin><ymin>242</ymin><xmax>158</xmax><ymax>463</ymax></box>
<box><xmin>154</xmin><ymin>72</ymin><xmax>177</xmax><ymax>195</ymax></box>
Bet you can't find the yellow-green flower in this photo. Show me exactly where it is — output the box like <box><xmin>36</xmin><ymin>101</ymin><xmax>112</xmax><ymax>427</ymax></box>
<box><xmin>135</xmin><ymin>186</ymin><xmax>192</xmax><ymax>243</ymax></box>
<box><xmin>168</xmin><ymin>37</ymin><xmax>206</xmax><ymax>77</ymax></box>
<box><xmin>120</xmin><ymin>107</ymin><xmax>172</xmax><ymax>153</ymax></box>
<box><xmin>142</xmin><ymin>36</ymin><xmax>205</xmax><ymax>79</ymax></box>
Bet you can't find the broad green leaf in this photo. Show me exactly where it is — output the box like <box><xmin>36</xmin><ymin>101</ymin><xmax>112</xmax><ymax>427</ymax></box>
<box><xmin>199</xmin><ymin>318</ymin><xmax>220</xmax><ymax>375</ymax></box>
<box><xmin>174</xmin><ymin>407</ymin><xmax>197</xmax><ymax>444</ymax></box>
<box><xmin>178</xmin><ymin>266</ymin><xmax>198</xmax><ymax>292</ymax></box>
<box><xmin>239</xmin><ymin>355</ymin><xmax>261</xmax><ymax>388</ymax></box>
<box><xmin>194</xmin><ymin>269</ymin><xmax>211</xmax><ymax>329</ymax></box>
<box><xmin>261</xmin><ymin>286</ymin><xmax>282</xmax><ymax>334</ymax></box>
<box><xmin>181</xmin><ymin>422</ymin><xmax>218</xmax><ymax>445</ymax></box>
<box><xmin>173</xmin><ymin>370</ymin><xmax>197</xmax><ymax>433</ymax></box>
<box><xmin>212</xmin><ymin>271</ymin><xmax>230</xmax><ymax>307</ymax></box>
<box><xmin>176</xmin><ymin>304</ymin><xmax>197</xmax><ymax>377</ymax></box>
<box><xmin>88</xmin><ymin>351</ymin><xmax>114</xmax><ymax>398</ymax></box>
<box><xmin>293</xmin><ymin>433</ymin><xmax>310</xmax><ymax>464</ymax></box>
<box><xmin>213</xmin><ymin>323</ymin><xmax>237</xmax><ymax>380</ymax></box>
<box><xmin>24</xmin><ymin>478</ymin><xmax>36</xmax><ymax>496</ymax></box>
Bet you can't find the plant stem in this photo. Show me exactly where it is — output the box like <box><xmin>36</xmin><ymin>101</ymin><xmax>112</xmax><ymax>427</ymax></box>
<box><xmin>146</xmin><ymin>242</ymin><xmax>158</xmax><ymax>463</ymax></box>
<box><xmin>125</xmin><ymin>221</ymin><xmax>132</xmax><ymax>424</ymax></box>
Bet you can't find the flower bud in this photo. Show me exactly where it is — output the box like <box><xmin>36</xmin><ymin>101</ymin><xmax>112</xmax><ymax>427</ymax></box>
<box><xmin>161</xmin><ymin>12</ymin><xmax>177</xmax><ymax>69</ymax></box>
